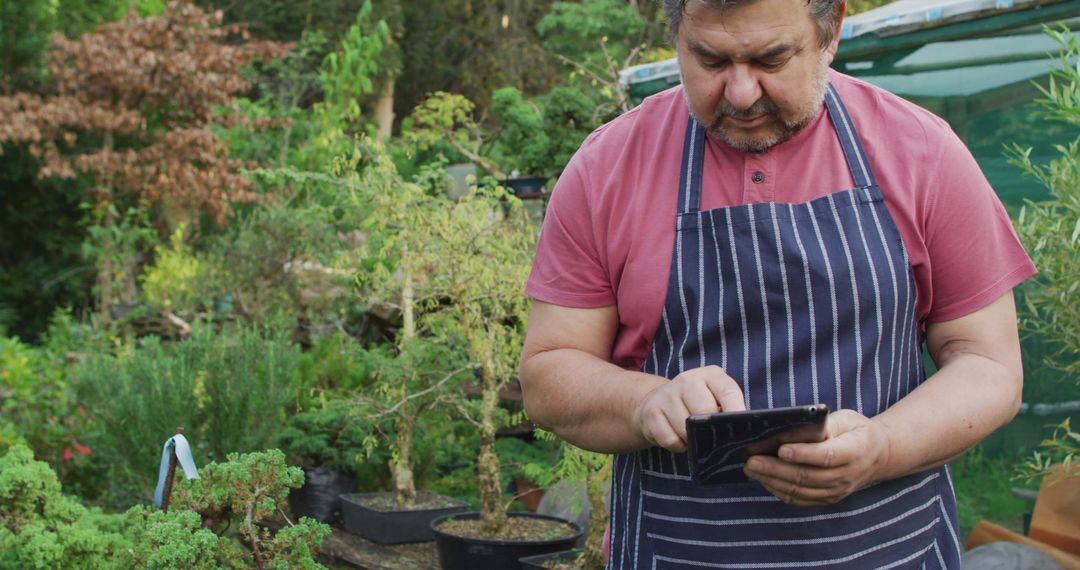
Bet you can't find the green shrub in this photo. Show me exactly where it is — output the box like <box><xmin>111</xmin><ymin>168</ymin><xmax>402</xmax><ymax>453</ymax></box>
<box><xmin>1009</xmin><ymin>26</ymin><xmax>1080</xmax><ymax>477</ymax></box>
<box><xmin>275</xmin><ymin>399</ymin><xmax>379</xmax><ymax>470</ymax></box>
<box><xmin>123</xmin><ymin>449</ymin><xmax>331</xmax><ymax>570</ymax></box>
<box><xmin>0</xmin><ymin>445</ymin><xmax>129</xmax><ymax>570</ymax></box>
<box><xmin>0</xmin><ymin>335</ymin><xmax>75</xmax><ymax>462</ymax></box>
<box><xmin>74</xmin><ymin>322</ymin><xmax>300</xmax><ymax>507</ymax></box>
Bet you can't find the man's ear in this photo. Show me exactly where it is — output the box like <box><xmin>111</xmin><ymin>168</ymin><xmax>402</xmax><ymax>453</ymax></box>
<box><xmin>825</xmin><ymin>0</ymin><xmax>846</xmax><ymax>64</ymax></box>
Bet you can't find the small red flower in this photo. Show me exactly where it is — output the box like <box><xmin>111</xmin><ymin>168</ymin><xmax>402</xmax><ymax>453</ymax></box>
<box><xmin>74</xmin><ymin>443</ymin><xmax>91</xmax><ymax>456</ymax></box>
<box><xmin>63</xmin><ymin>448</ymin><xmax>73</xmax><ymax>461</ymax></box>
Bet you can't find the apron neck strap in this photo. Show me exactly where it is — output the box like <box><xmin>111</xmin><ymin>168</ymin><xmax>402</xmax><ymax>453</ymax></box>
<box><xmin>676</xmin><ymin>81</ymin><xmax>877</xmax><ymax>215</ymax></box>
<box><xmin>824</xmin><ymin>82</ymin><xmax>878</xmax><ymax>189</ymax></box>
<box><xmin>677</xmin><ymin>115</ymin><xmax>708</xmax><ymax>215</ymax></box>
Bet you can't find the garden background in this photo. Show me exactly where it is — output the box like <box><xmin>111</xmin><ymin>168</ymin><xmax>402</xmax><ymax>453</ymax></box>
<box><xmin>1</xmin><ymin>0</ymin><xmax>1077</xmax><ymax>568</ymax></box>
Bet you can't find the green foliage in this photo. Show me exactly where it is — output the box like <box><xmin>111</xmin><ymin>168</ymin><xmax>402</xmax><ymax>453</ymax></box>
<box><xmin>275</xmin><ymin>400</ymin><xmax>378</xmax><ymax>470</ymax></box>
<box><xmin>952</xmin><ymin>446</ymin><xmax>1032</xmax><ymax>540</ymax></box>
<box><xmin>0</xmin><ymin>145</ymin><xmax>93</xmax><ymax>340</ymax></box>
<box><xmin>296</xmin><ymin>0</ymin><xmax>391</xmax><ymax>169</ymax></box>
<box><xmin>74</xmin><ymin>323</ymin><xmax>300</xmax><ymax>507</ymax></box>
<box><xmin>537</xmin><ymin>0</ymin><xmax>647</xmax><ymax>63</ymax></box>
<box><xmin>0</xmin><ymin>337</ymin><xmax>66</xmax><ymax>452</ymax></box>
<box><xmin>295</xmin><ymin>331</ymin><xmax>377</xmax><ymax>407</ymax></box>
<box><xmin>0</xmin><ymin>445</ymin><xmax>129</xmax><ymax>569</ymax></box>
<box><xmin>523</xmin><ymin>432</ymin><xmax>611</xmax><ymax>569</ymax></box>
<box><xmin>396</xmin><ymin>0</ymin><xmax>561</xmax><ymax>114</ymax></box>
<box><xmin>226</xmin><ymin>31</ymin><xmax>331</xmax><ymax>169</ymax></box>
<box><xmin>125</xmin><ymin>449</ymin><xmax>330</xmax><ymax>569</ymax></box>
<box><xmin>140</xmin><ymin>223</ymin><xmax>210</xmax><ymax>313</ymax></box>
<box><xmin>490</xmin><ymin>85</ymin><xmax>599</xmax><ymax>177</ymax></box>
<box><xmin>0</xmin><ymin>0</ymin><xmax>53</xmax><ymax>92</ymax></box>
<box><xmin>202</xmin><ymin>196</ymin><xmax>358</xmax><ymax>329</ymax></box>
<box><xmin>1009</xmin><ymin>26</ymin><xmax>1080</xmax><ymax>478</ymax></box>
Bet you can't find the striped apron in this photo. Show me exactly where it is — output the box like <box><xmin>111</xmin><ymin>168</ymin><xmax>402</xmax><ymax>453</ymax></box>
<box><xmin>607</xmin><ymin>84</ymin><xmax>962</xmax><ymax>569</ymax></box>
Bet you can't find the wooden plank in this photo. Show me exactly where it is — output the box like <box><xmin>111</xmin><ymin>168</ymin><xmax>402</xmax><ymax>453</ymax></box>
<box><xmin>259</xmin><ymin>517</ymin><xmax>440</xmax><ymax>570</ymax></box>
<box><xmin>318</xmin><ymin>527</ymin><xmax>440</xmax><ymax>570</ymax></box>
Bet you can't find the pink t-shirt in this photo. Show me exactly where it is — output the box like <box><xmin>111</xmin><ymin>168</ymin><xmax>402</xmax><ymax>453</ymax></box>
<box><xmin>526</xmin><ymin>70</ymin><xmax>1036</xmax><ymax>371</ymax></box>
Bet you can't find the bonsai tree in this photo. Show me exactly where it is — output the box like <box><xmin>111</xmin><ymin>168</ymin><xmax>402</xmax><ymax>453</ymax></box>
<box><xmin>347</xmin><ymin>133</ymin><xmax>538</xmax><ymax>533</ymax></box>
<box><xmin>346</xmin><ymin>140</ymin><xmax>473</xmax><ymax>508</ymax></box>
<box><xmin>420</xmin><ymin>179</ymin><xmax>536</xmax><ymax>533</ymax></box>
<box><xmin>126</xmin><ymin>449</ymin><xmax>331</xmax><ymax>570</ymax></box>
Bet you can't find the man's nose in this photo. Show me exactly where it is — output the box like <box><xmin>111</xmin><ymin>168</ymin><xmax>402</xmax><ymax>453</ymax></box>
<box><xmin>723</xmin><ymin>65</ymin><xmax>763</xmax><ymax>111</ymax></box>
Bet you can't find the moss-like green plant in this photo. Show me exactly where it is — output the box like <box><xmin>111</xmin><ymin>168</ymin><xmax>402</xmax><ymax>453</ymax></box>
<box><xmin>0</xmin><ymin>445</ymin><xmax>129</xmax><ymax>570</ymax></box>
<box><xmin>125</xmin><ymin>449</ymin><xmax>331</xmax><ymax>570</ymax></box>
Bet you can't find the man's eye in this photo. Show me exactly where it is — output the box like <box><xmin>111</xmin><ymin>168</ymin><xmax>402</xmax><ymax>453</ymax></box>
<box><xmin>701</xmin><ymin>59</ymin><xmax>729</xmax><ymax>70</ymax></box>
<box><xmin>757</xmin><ymin>59</ymin><xmax>786</xmax><ymax>70</ymax></box>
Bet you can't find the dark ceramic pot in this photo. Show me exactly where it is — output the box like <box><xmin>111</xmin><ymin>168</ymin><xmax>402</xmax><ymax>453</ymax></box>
<box><xmin>431</xmin><ymin>512</ymin><xmax>584</xmax><ymax>570</ymax></box>
<box><xmin>339</xmin><ymin>491</ymin><xmax>468</xmax><ymax>544</ymax></box>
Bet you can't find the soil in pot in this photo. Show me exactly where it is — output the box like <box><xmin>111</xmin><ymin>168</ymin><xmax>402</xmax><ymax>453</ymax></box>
<box><xmin>348</xmin><ymin>490</ymin><xmax>462</xmax><ymax>511</ymax></box>
<box><xmin>432</xmin><ymin>512</ymin><xmax>583</xmax><ymax>570</ymax></box>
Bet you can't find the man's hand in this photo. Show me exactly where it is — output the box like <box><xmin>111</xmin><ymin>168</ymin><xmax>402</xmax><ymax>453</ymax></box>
<box><xmin>634</xmin><ymin>365</ymin><xmax>746</xmax><ymax>453</ymax></box>
<box><xmin>742</xmin><ymin>410</ymin><xmax>892</xmax><ymax>506</ymax></box>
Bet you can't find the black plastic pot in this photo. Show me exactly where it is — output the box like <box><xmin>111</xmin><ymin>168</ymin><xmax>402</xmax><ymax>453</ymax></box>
<box><xmin>431</xmin><ymin>512</ymin><xmax>584</xmax><ymax>570</ymax></box>
<box><xmin>287</xmin><ymin>466</ymin><xmax>355</xmax><ymax>523</ymax></box>
<box><xmin>339</xmin><ymin>491</ymin><xmax>468</xmax><ymax>544</ymax></box>
<box><xmin>519</xmin><ymin>547</ymin><xmax>584</xmax><ymax>569</ymax></box>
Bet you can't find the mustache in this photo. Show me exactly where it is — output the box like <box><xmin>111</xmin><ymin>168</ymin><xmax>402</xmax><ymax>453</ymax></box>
<box><xmin>712</xmin><ymin>98</ymin><xmax>780</xmax><ymax>122</ymax></box>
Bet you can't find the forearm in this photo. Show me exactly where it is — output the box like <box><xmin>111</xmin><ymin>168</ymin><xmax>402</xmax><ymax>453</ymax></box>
<box><xmin>875</xmin><ymin>351</ymin><xmax>1022</xmax><ymax>479</ymax></box>
<box><xmin>520</xmin><ymin>347</ymin><xmax>667</xmax><ymax>453</ymax></box>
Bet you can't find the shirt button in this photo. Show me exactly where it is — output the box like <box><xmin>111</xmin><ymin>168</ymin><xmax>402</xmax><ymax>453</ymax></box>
<box><xmin>752</xmin><ymin>171</ymin><xmax>765</xmax><ymax>184</ymax></box>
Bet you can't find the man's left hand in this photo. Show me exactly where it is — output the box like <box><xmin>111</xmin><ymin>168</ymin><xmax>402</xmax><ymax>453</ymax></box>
<box><xmin>742</xmin><ymin>410</ymin><xmax>892</xmax><ymax>507</ymax></box>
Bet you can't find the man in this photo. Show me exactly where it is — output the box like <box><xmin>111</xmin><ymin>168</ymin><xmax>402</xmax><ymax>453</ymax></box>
<box><xmin>519</xmin><ymin>0</ymin><xmax>1036</xmax><ymax>568</ymax></box>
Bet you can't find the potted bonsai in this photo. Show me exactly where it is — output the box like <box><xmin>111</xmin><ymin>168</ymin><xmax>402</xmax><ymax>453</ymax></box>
<box><xmin>337</xmin><ymin>335</ymin><xmax>472</xmax><ymax>544</ymax></box>
<box><xmin>417</xmin><ymin>177</ymin><xmax>581</xmax><ymax>568</ymax></box>
<box><xmin>276</xmin><ymin>400</ymin><xmax>372</xmax><ymax>523</ymax></box>
<box><xmin>342</xmin><ymin>131</ymin><xmax>581</xmax><ymax>565</ymax></box>
<box><xmin>335</xmin><ymin>140</ymin><xmax>474</xmax><ymax>544</ymax></box>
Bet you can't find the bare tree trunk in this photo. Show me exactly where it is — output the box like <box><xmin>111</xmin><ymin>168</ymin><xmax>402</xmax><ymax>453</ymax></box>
<box><xmin>391</xmin><ymin>410</ymin><xmax>417</xmax><ymax>506</ymax></box>
<box><xmin>374</xmin><ymin>77</ymin><xmax>395</xmax><ymax>141</ymax></box>
<box><xmin>391</xmin><ymin>245</ymin><xmax>417</xmax><ymax>507</ymax></box>
<box><xmin>472</xmin><ymin>321</ymin><xmax>506</xmax><ymax>533</ymax></box>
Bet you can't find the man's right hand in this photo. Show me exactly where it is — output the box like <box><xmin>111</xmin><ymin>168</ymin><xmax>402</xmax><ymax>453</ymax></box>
<box><xmin>634</xmin><ymin>365</ymin><xmax>746</xmax><ymax>453</ymax></box>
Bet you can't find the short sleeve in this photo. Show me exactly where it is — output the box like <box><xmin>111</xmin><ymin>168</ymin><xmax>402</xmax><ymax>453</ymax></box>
<box><xmin>921</xmin><ymin>132</ymin><xmax>1036</xmax><ymax>322</ymax></box>
<box><xmin>525</xmin><ymin>149</ymin><xmax>616</xmax><ymax>307</ymax></box>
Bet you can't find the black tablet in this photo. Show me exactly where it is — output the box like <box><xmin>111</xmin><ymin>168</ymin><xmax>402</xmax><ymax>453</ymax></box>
<box><xmin>686</xmin><ymin>404</ymin><xmax>830</xmax><ymax>485</ymax></box>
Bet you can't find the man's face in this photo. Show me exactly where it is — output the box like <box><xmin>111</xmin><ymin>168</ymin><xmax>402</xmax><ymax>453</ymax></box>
<box><xmin>677</xmin><ymin>0</ymin><xmax>842</xmax><ymax>153</ymax></box>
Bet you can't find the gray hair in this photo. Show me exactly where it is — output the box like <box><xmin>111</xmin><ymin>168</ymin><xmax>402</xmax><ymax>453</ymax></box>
<box><xmin>661</xmin><ymin>0</ymin><xmax>845</xmax><ymax>49</ymax></box>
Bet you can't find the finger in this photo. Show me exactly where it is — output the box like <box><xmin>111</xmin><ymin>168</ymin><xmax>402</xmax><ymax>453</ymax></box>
<box><xmin>754</xmin><ymin>476</ymin><xmax>844</xmax><ymax>507</ymax></box>
<box><xmin>703</xmin><ymin>369</ymin><xmax>745</xmax><ymax>412</ymax></box>
<box><xmin>745</xmin><ymin>455</ymin><xmax>834</xmax><ymax>490</ymax></box>
<box><xmin>639</xmin><ymin>401</ymin><xmax>683</xmax><ymax>451</ymax></box>
<box><xmin>681</xmin><ymin>378</ymin><xmax>724</xmax><ymax>417</ymax></box>
<box><xmin>664</xmin><ymin>399</ymin><xmax>692</xmax><ymax>452</ymax></box>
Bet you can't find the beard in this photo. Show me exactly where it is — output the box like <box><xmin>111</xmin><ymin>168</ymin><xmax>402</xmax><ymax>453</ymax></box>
<box><xmin>690</xmin><ymin>53</ymin><xmax>830</xmax><ymax>153</ymax></box>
